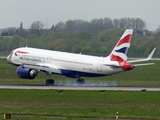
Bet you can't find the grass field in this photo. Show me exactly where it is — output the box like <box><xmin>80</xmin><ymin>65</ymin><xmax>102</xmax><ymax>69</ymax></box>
<box><xmin>0</xmin><ymin>58</ymin><xmax>160</xmax><ymax>86</ymax></box>
<box><xmin>1</xmin><ymin>115</ymin><xmax>115</xmax><ymax>120</ymax></box>
<box><xmin>0</xmin><ymin>58</ymin><xmax>160</xmax><ymax>120</ymax></box>
<box><xmin>0</xmin><ymin>89</ymin><xmax>160</xmax><ymax>120</ymax></box>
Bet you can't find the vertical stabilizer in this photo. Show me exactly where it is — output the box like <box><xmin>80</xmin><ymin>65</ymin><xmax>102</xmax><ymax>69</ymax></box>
<box><xmin>109</xmin><ymin>29</ymin><xmax>133</xmax><ymax>62</ymax></box>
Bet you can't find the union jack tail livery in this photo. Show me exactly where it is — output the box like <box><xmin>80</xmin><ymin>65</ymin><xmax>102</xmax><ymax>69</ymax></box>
<box><xmin>110</xmin><ymin>29</ymin><xmax>133</xmax><ymax>62</ymax></box>
<box><xmin>108</xmin><ymin>29</ymin><xmax>134</xmax><ymax>71</ymax></box>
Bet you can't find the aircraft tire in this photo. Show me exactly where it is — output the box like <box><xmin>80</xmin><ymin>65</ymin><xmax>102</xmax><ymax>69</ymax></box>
<box><xmin>46</xmin><ymin>79</ymin><xmax>54</xmax><ymax>86</ymax></box>
<box><xmin>76</xmin><ymin>79</ymin><xmax>85</xmax><ymax>85</ymax></box>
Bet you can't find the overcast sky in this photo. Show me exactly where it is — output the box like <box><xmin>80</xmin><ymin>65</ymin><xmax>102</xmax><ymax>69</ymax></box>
<box><xmin>0</xmin><ymin>0</ymin><xmax>159</xmax><ymax>31</ymax></box>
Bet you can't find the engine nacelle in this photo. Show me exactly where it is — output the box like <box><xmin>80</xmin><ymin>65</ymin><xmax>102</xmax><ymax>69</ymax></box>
<box><xmin>16</xmin><ymin>66</ymin><xmax>38</xmax><ymax>79</ymax></box>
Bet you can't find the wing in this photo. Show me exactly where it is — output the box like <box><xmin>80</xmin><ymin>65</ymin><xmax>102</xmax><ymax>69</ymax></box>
<box><xmin>127</xmin><ymin>48</ymin><xmax>156</xmax><ymax>66</ymax></box>
<box><xmin>23</xmin><ymin>64</ymin><xmax>62</xmax><ymax>74</ymax></box>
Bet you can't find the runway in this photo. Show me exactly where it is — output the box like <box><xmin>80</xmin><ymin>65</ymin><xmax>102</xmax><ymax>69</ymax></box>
<box><xmin>0</xmin><ymin>84</ymin><xmax>160</xmax><ymax>91</ymax></box>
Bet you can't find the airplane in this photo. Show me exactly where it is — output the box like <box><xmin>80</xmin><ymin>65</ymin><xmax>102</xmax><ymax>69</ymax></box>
<box><xmin>7</xmin><ymin>29</ymin><xmax>156</xmax><ymax>85</ymax></box>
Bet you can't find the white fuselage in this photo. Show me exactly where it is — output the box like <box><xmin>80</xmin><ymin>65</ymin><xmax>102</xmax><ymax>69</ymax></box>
<box><xmin>7</xmin><ymin>30</ymin><xmax>155</xmax><ymax>83</ymax></box>
<box><xmin>7</xmin><ymin>47</ymin><xmax>124</xmax><ymax>77</ymax></box>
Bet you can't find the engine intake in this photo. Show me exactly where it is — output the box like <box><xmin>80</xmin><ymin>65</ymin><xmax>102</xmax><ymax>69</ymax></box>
<box><xmin>16</xmin><ymin>66</ymin><xmax>38</xmax><ymax>79</ymax></box>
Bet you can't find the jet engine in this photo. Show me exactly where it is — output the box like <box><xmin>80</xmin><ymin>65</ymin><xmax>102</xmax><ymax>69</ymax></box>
<box><xmin>16</xmin><ymin>66</ymin><xmax>38</xmax><ymax>79</ymax></box>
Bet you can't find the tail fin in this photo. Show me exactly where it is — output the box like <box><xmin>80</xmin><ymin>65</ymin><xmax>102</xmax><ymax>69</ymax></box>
<box><xmin>109</xmin><ymin>29</ymin><xmax>133</xmax><ymax>62</ymax></box>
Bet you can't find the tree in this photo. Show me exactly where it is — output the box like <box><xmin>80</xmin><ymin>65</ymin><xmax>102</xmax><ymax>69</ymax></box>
<box><xmin>65</xmin><ymin>20</ymin><xmax>74</xmax><ymax>31</ymax></box>
<box><xmin>75</xmin><ymin>31</ymin><xmax>91</xmax><ymax>40</ymax></box>
<box><xmin>30</xmin><ymin>21</ymin><xmax>44</xmax><ymax>36</ymax></box>
<box><xmin>56</xmin><ymin>22</ymin><xmax>65</xmax><ymax>33</ymax></box>
<box><xmin>19</xmin><ymin>22</ymin><xmax>27</xmax><ymax>38</ymax></box>
<box><xmin>105</xmin><ymin>17</ymin><xmax>113</xmax><ymax>29</ymax></box>
<box><xmin>113</xmin><ymin>19</ymin><xmax>120</xmax><ymax>29</ymax></box>
<box><xmin>155</xmin><ymin>25</ymin><xmax>160</xmax><ymax>33</ymax></box>
<box><xmin>118</xmin><ymin>18</ymin><xmax>146</xmax><ymax>32</ymax></box>
<box><xmin>19</xmin><ymin>22</ymin><xmax>23</xmax><ymax>34</ymax></box>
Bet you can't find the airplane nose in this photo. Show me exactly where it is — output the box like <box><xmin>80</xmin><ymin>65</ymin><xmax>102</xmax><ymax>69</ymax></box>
<box><xmin>7</xmin><ymin>55</ymin><xmax>11</xmax><ymax>63</ymax></box>
<box><xmin>7</xmin><ymin>50</ymin><xmax>13</xmax><ymax>63</ymax></box>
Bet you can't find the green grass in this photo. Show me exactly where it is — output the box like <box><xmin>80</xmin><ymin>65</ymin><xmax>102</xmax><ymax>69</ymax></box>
<box><xmin>0</xmin><ymin>89</ymin><xmax>160</xmax><ymax>119</ymax></box>
<box><xmin>2</xmin><ymin>115</ymin><xmax>114</xmax><ymax>120</ymax></box>
<box><xmin>0</xmin><ymin>58</ymin><xmax>160</xmax><ymax>86</ymax></box>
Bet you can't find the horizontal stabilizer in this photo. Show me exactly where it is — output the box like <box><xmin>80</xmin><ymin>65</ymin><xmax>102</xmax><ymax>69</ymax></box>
<box><xmin>128</xmin><ymin>48</ymin><xmax>156</xmax><ymax>63</ymax></box>
<box><xmin>133</xmin><ymin>63</ymin><xmax>155</xmax><ymax>66</ymax></box>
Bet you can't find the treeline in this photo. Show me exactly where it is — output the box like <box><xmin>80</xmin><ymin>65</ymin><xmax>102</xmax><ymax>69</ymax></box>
<box><xmin>56</xmin><ymin>17</ymin><xmax>146</xmax><ymax>33</ymax></box>
<box><xmin>0</xmin><ymin>17</ymin><xmax>160</xmax><ymax>57</ymax></box>
<box><xmin>0</xmin><ymin>28</ymin><xmax>160</xmax><ymax>57</ymax></box>
<box><xmin>1</xmin><ymin>17</ymin><xmax>146</xmax><ymax>37</ymax></box>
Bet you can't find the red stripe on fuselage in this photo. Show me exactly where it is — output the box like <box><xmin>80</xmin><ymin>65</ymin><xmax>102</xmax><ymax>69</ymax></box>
<box><xmin>16</xmin><ymin>51</ymin><xmax>29</xmax><ymax>54</ymax></box>
<box><xmin>116</xmin><ymin>34</ymin><xmax>132</xmax><ymax>47</ymax></box>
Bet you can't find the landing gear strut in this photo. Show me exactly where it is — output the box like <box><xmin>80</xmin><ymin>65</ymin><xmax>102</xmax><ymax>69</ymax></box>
<box><xmin>76</xmin><ymin>79</ymin><xmax>85</xmax><ymax>85</ymax></box>
<box><xmin>45</xmin><ymin>72</ymin><xmax>54</xmax><ymax>86</ymax></box>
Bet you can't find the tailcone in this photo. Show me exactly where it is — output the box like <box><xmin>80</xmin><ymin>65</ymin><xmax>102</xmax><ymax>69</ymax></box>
<box><xmin>120</xmin><ymin>62</ymin><xmax>134</xmax><ymax>71</ymax></box>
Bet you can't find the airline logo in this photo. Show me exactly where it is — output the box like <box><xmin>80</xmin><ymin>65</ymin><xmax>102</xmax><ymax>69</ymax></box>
<box><xmin>15</xmin><ymin>51</ymin><xmax>29</xmax><ymax>56</ymax></box>
<box><xmin>110</xmin><ymin>29</ymin><xmax>133</xmax><ymax>71</ymax></box>
<box><xmin>110</xmin><ymin>30</ymin><xmax>133</xmax><ymax>62</ymax></box>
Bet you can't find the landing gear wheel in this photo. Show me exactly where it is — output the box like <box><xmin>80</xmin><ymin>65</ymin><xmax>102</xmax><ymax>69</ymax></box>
<box><xmin>46</xmin><ymin>79</ymin><xmax>54</xmax><ymax>86</ymax></box>
<box><xmin>76</xmin><ymin>79</ymin><xmax>85</xmax><ymax>85</ymax></box>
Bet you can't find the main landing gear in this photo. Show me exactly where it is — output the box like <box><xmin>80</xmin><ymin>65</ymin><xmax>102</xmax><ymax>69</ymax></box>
<box><xmin>45</xmin><ymin>72</ymin><xmax>54</xmax><ymax>86</ymax></box>
<box><xmin>46</xmin><ymin>79</ymin><xmax>85</xmax><ymax>86</ymax></box>
<box><xmin>46</xmin><ymin>79</ymin><xmax>54</xmax><ymax>86</ymax></box>
<box><xmin>76</xmin><ymin>78</ymin><xmax>85</xmax><ymax>85</ymax></box>
<box><xmin>46</xmin><ymin>78</ymin><xmax>85</xmax><ymax>86</ymax></box>
<box><xmin>45</xmin><ymin>72</ymin><xmax>85</xmax><ymax>86</ymax></box>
